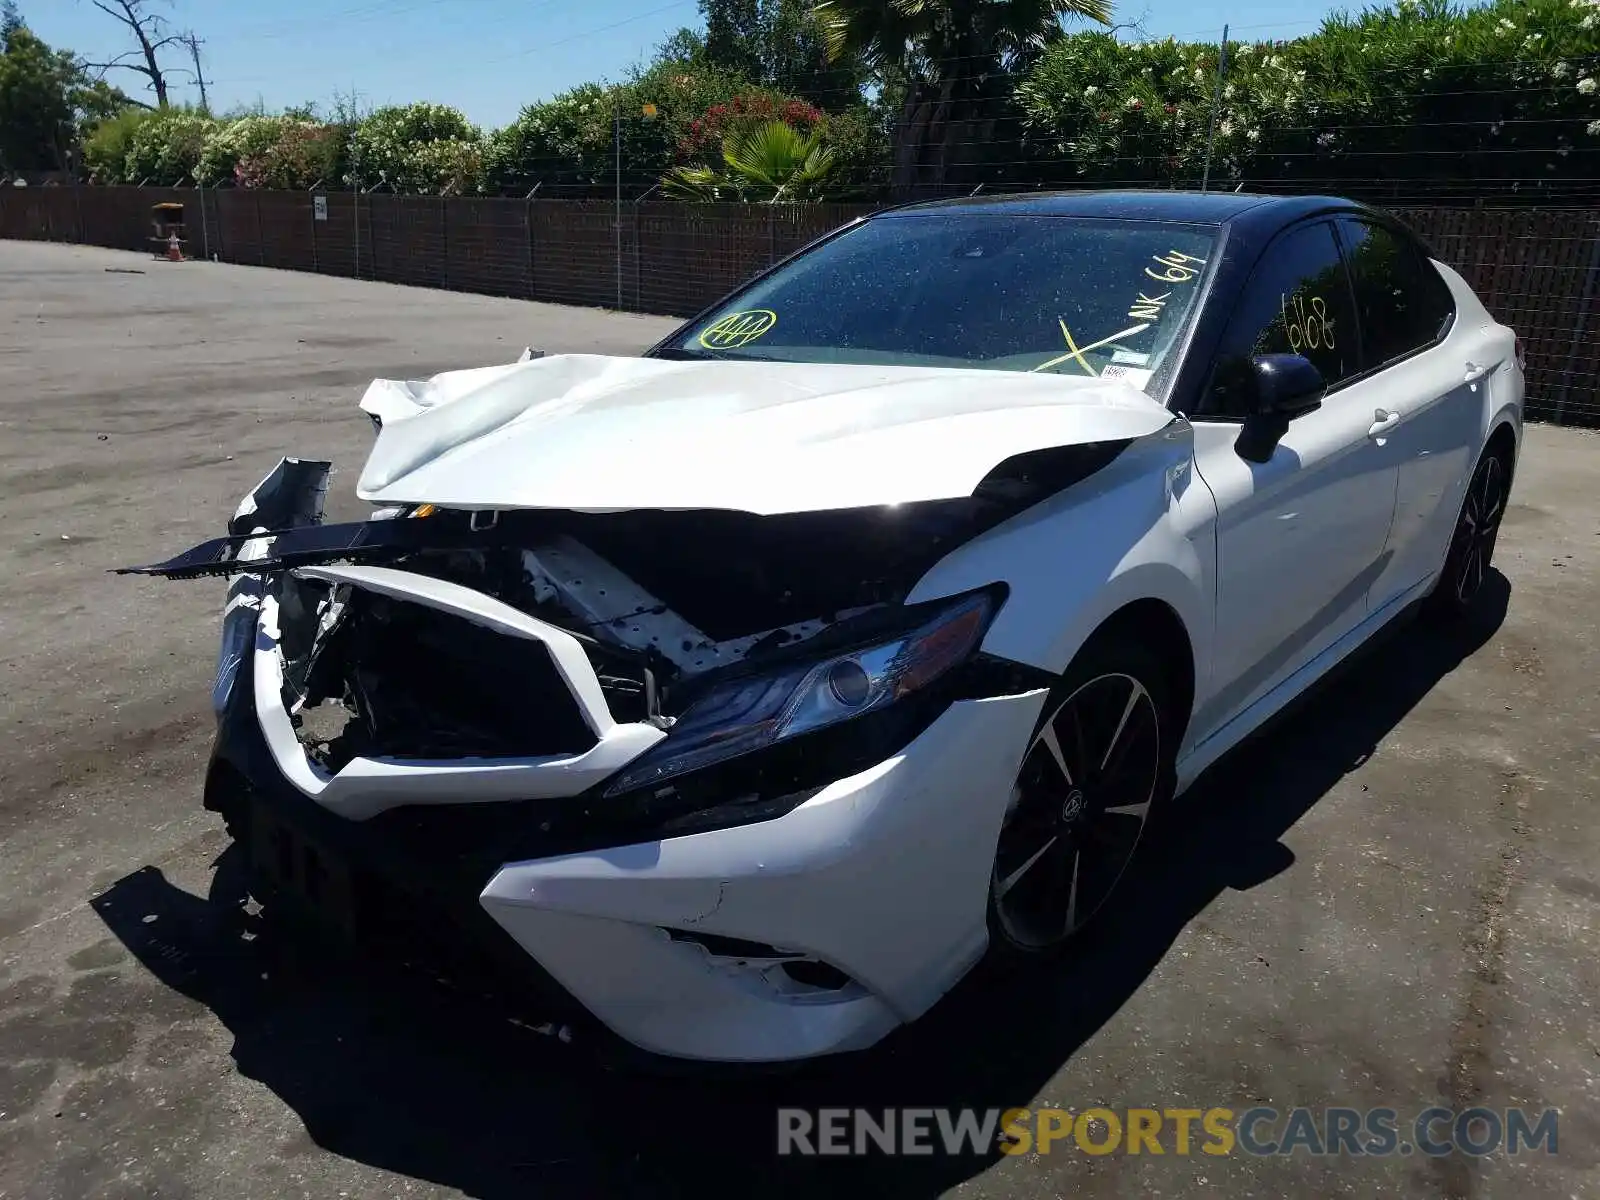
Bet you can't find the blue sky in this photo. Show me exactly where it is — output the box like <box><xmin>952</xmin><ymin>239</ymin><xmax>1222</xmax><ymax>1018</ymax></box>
<box><xmin>29</xmin><ymin>0</ymin><xmax>1333</xmax><ymax>128</ymax></box>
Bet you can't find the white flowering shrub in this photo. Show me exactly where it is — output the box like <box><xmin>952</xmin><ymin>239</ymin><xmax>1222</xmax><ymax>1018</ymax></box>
<box><xmin>1017</xmin><ymin>0</ymin><xmax>1600</xmax><ymax>190</ymax></box>
<box><xmin>197</xmin><ymin>115</ymin><xmax>291</xmax><ymax>185</ymax></box>
<box><xmin>346</xmin><ymin>103</ymin><xmax>484</xmax><ymax>193</ymax></box>
<box><xmin>121</xmin><ymin>109</ymin><xmax>218</xmax><ymax>185</ymax></box>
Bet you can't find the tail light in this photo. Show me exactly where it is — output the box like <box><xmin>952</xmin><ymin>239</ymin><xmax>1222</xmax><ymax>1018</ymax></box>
<box><xmin>1514</xmin><ymin>336</ymin><xmax>1526</xmax><ymax>371</ymax></box>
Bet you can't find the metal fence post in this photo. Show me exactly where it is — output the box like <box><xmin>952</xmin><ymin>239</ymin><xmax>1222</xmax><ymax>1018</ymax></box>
<box><xmin>198</xmin><ymin>181</ymin><xmax>210</xmax><ymax>261</ymax></box>
<box><xmin>1553</xmin><ymin>227</ymin><xmax>1600</xmax><ymax>424</ymax></box>
<box><xmin>254</xmin><ymin>190</ymin><xmax>265</xmax><ymax>265</ymax></box>
<box><xmin>614</xmin><ymin>95</ymin><xmax>623</xmax><ymax>311</ymax></box>
<box><xmin>525</xmin><ymin>194</ymin><xmax>535</xmax><ymax>300</ymax></box>
<box><xmin>309</xmin><ymin>187</ymin><xmax>319</xmax><ymax>273</ymax></box>
<box><xmin>441</xmin><ymin>193</ymin><xmax>449</xmax><ymax>289</ymax></box>
<box><xmin>353</xmin><ymin>189</ymin><xmax>361</xmax><ymax>280</ymax></box>
<box><xmin>1200</xmin><ymin>24</ymin><xmax>1230</xmax><ymax>194</ymax></box>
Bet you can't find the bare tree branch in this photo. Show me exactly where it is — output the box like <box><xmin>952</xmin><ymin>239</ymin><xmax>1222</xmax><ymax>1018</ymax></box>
<box><xmin>83</xmin><ymin>50</ymin><xmax>143</xmax><ymax>72</ymax></box>
<box><xmin>84</xmin><ymin>0</ymin><xmax>191</xmax><ymax>107</ymax></box>
<box><xmin>1106</xmin><ymin>7</ymin><xmax>1154</xmax><ymax>39</ymax></box>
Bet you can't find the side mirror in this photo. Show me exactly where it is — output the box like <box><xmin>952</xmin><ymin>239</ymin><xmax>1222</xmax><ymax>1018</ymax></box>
<box><xmin>1252</xmin><ymin>353</ymin><xmax>1325</xmax><ymax>418</ymax></box>
<box><xmin>1235</xmin><ymin>354</ymin><xmax>1326</xmax><ymax>462</ymax></box>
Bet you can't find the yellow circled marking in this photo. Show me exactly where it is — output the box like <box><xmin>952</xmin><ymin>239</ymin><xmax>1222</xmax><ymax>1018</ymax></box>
<box><xmin>698</xmin><ymin>309</ymin><xmax>778</xmax><ymax>350</ymax></box>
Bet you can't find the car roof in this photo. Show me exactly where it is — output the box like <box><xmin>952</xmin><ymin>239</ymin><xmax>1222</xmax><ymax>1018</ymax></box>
<box><xmin>877</xmin><ymin>189</ymin><xmax>1355</xmax><ymax>226</ymax></box>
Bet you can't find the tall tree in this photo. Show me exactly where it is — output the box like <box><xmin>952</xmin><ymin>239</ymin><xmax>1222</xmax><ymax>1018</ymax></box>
<box><xmin>0</xmin><ymin>10</ymin><xmax>79</xmax><ymax>169</ymax></box>
<box><xmin>687</xmin><ymin>0</ymin><xmax>865</xmax><ymax>109</ymax></box>
<box><xmin>704</xmin><ymin>0</ymin><xmax>762</xmax><ymax>81</ymax></box>
<box><xmin>82</xmin><ymin>0</ymin><xmax>191</xmax><ymax>108</ymax></box>
<box><xmin>811</xmin><ymin>0</ymin><xmax>1112</xmax><ymax>194</ymax></box>
<box><xmin>0</xmin><ymin>5</ymin><xmax>135</xmax><ymax>172</ymax></box>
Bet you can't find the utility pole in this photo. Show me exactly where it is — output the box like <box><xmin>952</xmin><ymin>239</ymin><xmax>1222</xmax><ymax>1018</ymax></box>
<box><xmin>182</xmin><ymin>32</ymin><xmax>210</xmax><ymax>111</ymax></box>
<box><xmin>615</xmin><ymin>92</ymin><xmax>623</xmax><ymax>312</ymax></box>
<box><xmin>350</xmin><ymin>85</ymin><xmax>362</xmax><ymax>280</ymax></box>
<box><xmin>1200</xmin><ymin>24</ymin><xmax>1229</xmax><ymax>194</ymax></box>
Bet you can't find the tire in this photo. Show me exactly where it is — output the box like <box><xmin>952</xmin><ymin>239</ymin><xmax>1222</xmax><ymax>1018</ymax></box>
<box><xmin>985</xmin><ymin>632</ymin><xmax>1178</xmax><ymax>962</ymax></box>
<box><xmin>1425</xmin><ymin>441</ymin><xmax>1511</xmax><ymax>621</ymax></box>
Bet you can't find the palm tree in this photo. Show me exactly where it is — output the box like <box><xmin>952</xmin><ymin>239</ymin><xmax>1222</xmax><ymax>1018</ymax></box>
<box><xmin>663</xmin><ymin>120</ymin><xmax>838</xmax><ymax>202</ymax></box>
<box><xmin>810</xmin><ymin>0</ymin><xmax>1113</xmax><ymax>196</ymax></box>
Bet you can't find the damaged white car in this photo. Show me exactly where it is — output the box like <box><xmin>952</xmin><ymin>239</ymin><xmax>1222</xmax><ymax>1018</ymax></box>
<box><xmin>125</xmin><ymin>191</ymin><xmax>1523</xmax><ymax>1063</ymax></box>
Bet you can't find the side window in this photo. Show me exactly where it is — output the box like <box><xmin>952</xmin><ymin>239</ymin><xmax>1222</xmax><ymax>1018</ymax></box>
<box><xmin>1337</xmin><ymin>218</ymin><xmax>1455</xmax><ymax>369</ymax></box>
<box><xmin>1205</xmin><ymin>221</ymin><xmax>1358</xmax><ymax>419</ymax></box>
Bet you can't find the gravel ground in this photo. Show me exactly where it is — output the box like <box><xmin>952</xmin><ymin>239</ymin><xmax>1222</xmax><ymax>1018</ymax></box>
<box><xmin>1</xmin><ymin>240</ymin><xmax>1596</xmax><ymax>1200</ymax></box>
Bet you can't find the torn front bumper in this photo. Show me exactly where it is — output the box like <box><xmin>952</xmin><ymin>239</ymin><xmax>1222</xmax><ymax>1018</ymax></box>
<box><xmin>476</xmin><ymin>689</ymin><xmax>1045</xmax><ymax>1062</ymax></box>
<box><xmin>250</xmin><ymin>564</ymin><xmax>664</xmax><ymax>820</ymax></box>
<box><xmin>184</xmin><ymin>458</ymin><xmax>1051</xmax><ymax>1062</ymax></box>
<box><xmin>209</xmin><ymin>636</ymin><xmax>1045</xmax><ymax>1061</ymax></box>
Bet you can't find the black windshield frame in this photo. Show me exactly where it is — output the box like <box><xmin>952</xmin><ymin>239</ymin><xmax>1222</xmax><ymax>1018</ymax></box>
<box><xmin>645</xmin><ymin>211</ymin><xmax>1225</xmax><ymax>404</ymax></box>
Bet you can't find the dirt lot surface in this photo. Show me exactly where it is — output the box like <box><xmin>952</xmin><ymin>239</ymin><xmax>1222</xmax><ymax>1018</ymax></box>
<box><xmin>1</xmin><ymin>241</ymin><xmax>1597</xmax><ymax>1200</ymax></box>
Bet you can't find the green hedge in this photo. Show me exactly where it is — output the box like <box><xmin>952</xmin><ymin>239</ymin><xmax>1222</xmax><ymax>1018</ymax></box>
<box><xmin>1016</xmin><ymin>0</ymin><xmax>1600</xmax><ymax>190</ymax></box>
<box><xmin>70</xmin><ymin>0</ymin><xmax>1599</xmax><ymax>198</ymax></box>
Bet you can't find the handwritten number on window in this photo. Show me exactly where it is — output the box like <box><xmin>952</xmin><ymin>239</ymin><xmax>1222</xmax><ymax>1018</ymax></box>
<box><xmin>1282</xmin><ymin>293</ymin><xmax>1336</xmax><ymax>354</ymax></box>
<box><xmin>1144</xmin><ymin>250</ymin><xmax>1207</xmax><ymax>285</ymax></box>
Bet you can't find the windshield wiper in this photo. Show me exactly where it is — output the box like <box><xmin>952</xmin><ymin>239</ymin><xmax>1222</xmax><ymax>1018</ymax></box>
<box><xmin>649</xmin><ymin>346</ymin><xmax>715</xmax><ymax>361</ymax></box>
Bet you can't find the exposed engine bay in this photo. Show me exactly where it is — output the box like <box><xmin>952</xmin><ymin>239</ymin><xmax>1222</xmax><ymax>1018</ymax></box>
<box><xmin>124</xmin><ymin>440</ymin><xmax>1127</xmax><ymax>778</ymax></box>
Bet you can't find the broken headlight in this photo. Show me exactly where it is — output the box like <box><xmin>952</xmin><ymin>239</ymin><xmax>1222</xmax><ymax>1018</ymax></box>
<box><xmin>603</xmin><ymin>588</ymin><xmax>1000</xmax><ymax>796</ymax></box>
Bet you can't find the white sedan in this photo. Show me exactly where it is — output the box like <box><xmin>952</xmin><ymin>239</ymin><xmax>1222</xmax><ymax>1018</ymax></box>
<box><xmin>127</xmin><ymin>190</ymin><xmax>1523</xmax><ymax>1064</ymax></box>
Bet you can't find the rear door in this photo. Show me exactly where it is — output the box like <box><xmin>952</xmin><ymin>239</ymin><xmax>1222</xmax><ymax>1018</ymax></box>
<box><xmin>1187</xmin><ymin>219</ymin><xmax>1400</xmax><ymax>737</ymax></box>
<box><xmin>1332</xmin><ymin>218</ymin><xmax>1486</xmax><ymax>610</ymax></box>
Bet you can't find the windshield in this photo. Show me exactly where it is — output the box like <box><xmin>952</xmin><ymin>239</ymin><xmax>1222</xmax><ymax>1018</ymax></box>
<box><xmin>661</xmin><ymin>213</ymin><xmax>1218</xmax><ymax>395</ymax></box>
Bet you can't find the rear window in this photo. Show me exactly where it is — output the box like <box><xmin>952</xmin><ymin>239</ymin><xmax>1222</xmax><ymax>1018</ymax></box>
<box><xmin>664</xmin><ymin>214</ymin><xmax>1219</xmax><ymax>394</ymax></box>
<box><xmin>1337</xmin><ymin>218</ymin><xmax>1455</xmax><ymax>368</ymax></box>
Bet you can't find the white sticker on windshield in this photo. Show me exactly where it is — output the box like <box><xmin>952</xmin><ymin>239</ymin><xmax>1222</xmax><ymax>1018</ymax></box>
<box><xmin>1111</xmin><ymin>349</ymin><xmax>1151</xmax><ymax>366</ymax></box>
<box><xmin>1101</xmin><ymin>364</ymin><xmax>1154</xmax><ymax>390</ymax></box>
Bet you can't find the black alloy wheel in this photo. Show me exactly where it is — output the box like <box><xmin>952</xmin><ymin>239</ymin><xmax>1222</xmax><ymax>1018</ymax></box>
<box><xmin>989</xmin><ymin>639</ymin><xmax>1173</xmax><ymax>956</ymax></box>
<box><xmin>1429</xmin><ymin>443</ymin><xmax>1511</xmax><ymax>618</ymax></box>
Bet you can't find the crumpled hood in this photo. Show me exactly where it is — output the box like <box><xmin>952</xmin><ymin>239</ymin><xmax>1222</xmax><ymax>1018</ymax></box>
<box><xmin>355</xmin><ymin>353</ymin><xmax>1175</xmax><ymax>515</ymax></box>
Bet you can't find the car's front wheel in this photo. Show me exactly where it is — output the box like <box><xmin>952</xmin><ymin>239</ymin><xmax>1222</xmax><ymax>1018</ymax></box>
<box><xmin>987</xmin><ymin>634</ymin><xmax>1176</xmax><ymax>958</ymax></box>
<box><xmin>1426</xmin><ymin>439</ymin><xmax>1511</xmax><ymax>620</ymax></box>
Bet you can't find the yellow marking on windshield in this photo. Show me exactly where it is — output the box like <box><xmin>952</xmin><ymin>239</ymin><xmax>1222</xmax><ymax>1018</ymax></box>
<box><xmin>698</xmin><ymin>309</ymin><xmax>777</xmax><ymax>350</ymax></box>
<box><xmin>1032</xmin><ymin>322</ymin><xmax>1153</xmax><ymax>375</ymax></box>
<box><xmin>1060</xmin><ymin>319</ymin><xmax>1098</xmax><ymax>376</ymax></box>
<box><xmin>1128</xmin><ymin>291</ymin><xmax>1171</xmax><ymax>321</ymax></box>
<box><xmin>1145</xmin><ymin>249</ymin><xmax>1208</xmax><ymax>285</ymax></box>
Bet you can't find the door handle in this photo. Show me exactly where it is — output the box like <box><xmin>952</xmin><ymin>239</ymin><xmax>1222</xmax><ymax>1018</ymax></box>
<box><xmin>1464</xmin><ymin>359</ymin><xmax>1495</xmax><ymax>384</ymax></box>
<box><xmin>1368</xmin><ymin>409</ymin><xmax>1402</xmax><ymax>438</ymax></box>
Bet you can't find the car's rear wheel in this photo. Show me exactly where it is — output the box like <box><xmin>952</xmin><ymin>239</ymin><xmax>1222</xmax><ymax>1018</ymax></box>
<box><xmin>1427</xmin><ymin>440</ymin><xmax>1511</xmax><ymax>620</ymax></box>
<box><xmin>987</xmin><ymin>635</ymin><xmax>1176</xmax><ymax>958</ymax></box>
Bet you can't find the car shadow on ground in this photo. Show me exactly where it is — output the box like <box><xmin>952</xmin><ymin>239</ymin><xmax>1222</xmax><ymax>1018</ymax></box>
<box><xmin>93</xmin><ymin>575</ymin><xmax>1508</xmax><ymax>1199</ymax></box>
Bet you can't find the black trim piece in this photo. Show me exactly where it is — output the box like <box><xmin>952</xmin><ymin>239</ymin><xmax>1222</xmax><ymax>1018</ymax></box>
<box><xmin>229</xmin><ymin>459</ymin><xmax>331</xmax><ymax>538</ymax></box>
<box><xmin>954</xmin><ymin>651</ymin><xmax>1059</xmax><ymax>699</ymax></box>
<box><xmin>112</xmin><ymin>513</ymin><xmax>520</xmax><ymax>579</ymax></box>
<box><xmin>664</xmin><ymin>929</ymin><xmax>800</xmax><ymax>959</ymax></box>
<box><xmin>780</xmin><ymin>960</ymin><xmax>853</xmax><ymax>990</ymax></box>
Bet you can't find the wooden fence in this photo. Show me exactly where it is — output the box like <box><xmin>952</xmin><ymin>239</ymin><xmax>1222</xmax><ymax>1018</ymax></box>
<box><xmin>3</xmin><ymin>184</ymin><xmax>1595</xmax><ymax>425</ymax></box>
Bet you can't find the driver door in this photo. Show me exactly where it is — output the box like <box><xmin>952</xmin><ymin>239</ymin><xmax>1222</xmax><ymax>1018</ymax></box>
<box><xmin>1188</xmin><ymin>219</ymin><xmax>1400</xmax><ymax>738</ymax></box>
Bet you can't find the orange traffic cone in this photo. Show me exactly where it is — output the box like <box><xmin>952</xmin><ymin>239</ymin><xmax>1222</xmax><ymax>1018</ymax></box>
<box><xmin>166</xmin><ymin>232</ymin><xmax>182</xmax><ymax>262</ymax></box>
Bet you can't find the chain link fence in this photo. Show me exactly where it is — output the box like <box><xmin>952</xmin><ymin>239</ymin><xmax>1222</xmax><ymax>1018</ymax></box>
<box><xmin>2</xmin><ymin>182</ymin><xmax>1596</xmax><ymax>426</ymax></box>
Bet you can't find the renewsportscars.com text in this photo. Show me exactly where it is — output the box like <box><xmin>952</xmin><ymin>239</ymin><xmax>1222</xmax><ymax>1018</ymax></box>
<box><xmin>776</xmin><ymin>1106</ymin><xmax>1560</xmax><ymax>1158</ymax></box>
